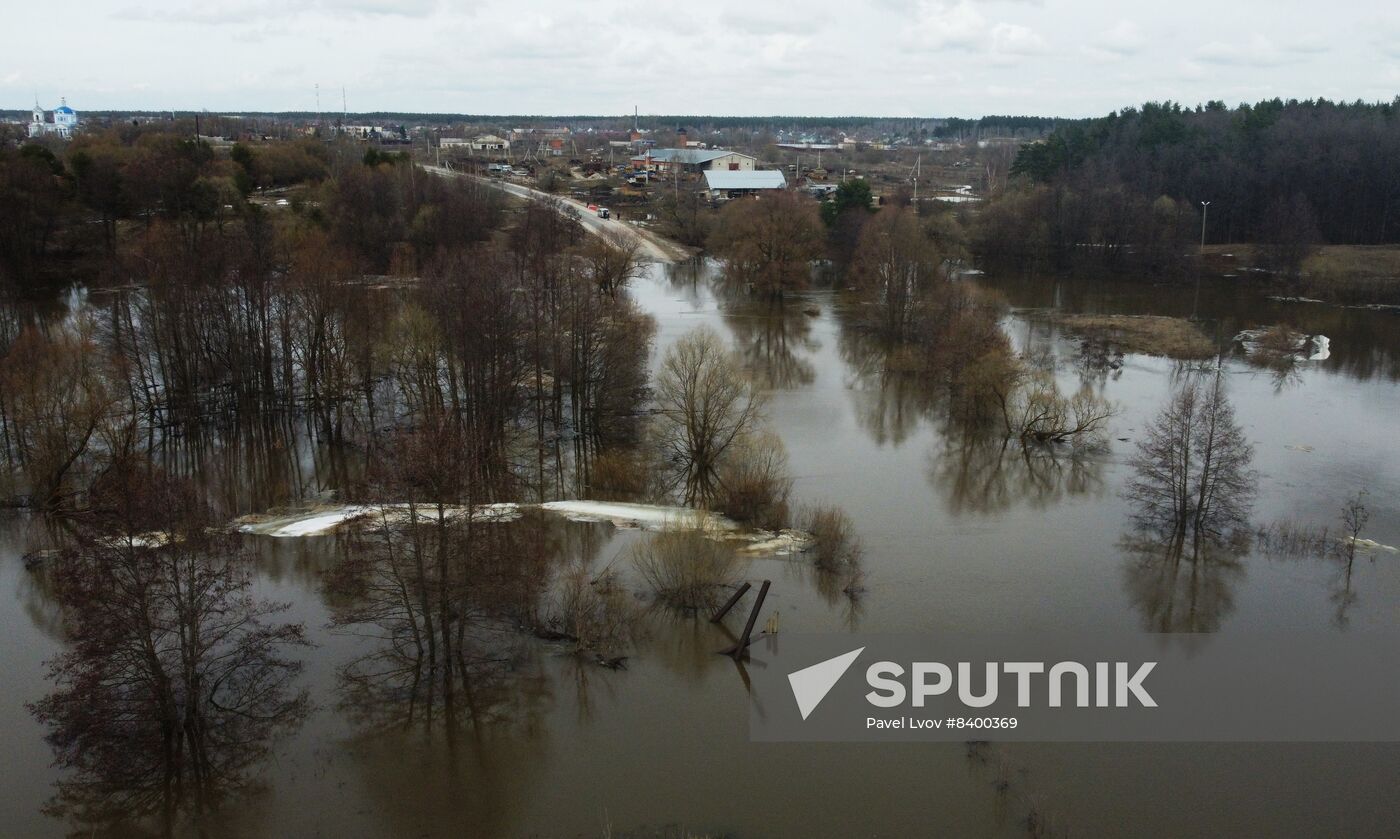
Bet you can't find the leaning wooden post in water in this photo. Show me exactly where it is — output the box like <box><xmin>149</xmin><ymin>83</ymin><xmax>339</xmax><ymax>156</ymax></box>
<box><xmin>710</xmin><ymin>581</ymin><xmax>752</xmax><ymax>623</ymax></box>
<box><xmin>729</xmin><ymin>579</ymin><xmax>771</xmax><ymax>659</ymax></box>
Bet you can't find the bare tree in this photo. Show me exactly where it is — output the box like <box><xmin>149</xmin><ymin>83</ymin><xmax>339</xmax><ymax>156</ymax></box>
<box><xmin>849</xmin><ymin>206</ymin><xmax>945</xmax><ymax>342</ymax></box>
<box><xmin>1340</xmin><ymin>490</ymin><xmax>1370</xmax><ymax>563</ymax></box>
<box><xmin>1005</xmin><ymin>373</ymin><xmax>1115</xmax><ymax>449</ymax></box>
<box><xmin>709</xmin><ymin>190</ymin><xmax>824</xmax><ymax>299</ymax></box>
<box><xmin>0</xmin><ymin>318</ymin><xmax>114</xmax><ymax>509</ymax></box>
<box><xmin>654</xmin><ymin>326</ymin><xmax>764</xmax><ymax>506</ymax></box>
<box><xmin>1127</xmin><ymin>373</ymin><xmax>1256</xmax><ymax>554</ymax></box>
<box><xmin>578</xmin><ymin>227</ymin><xmax>644</xmax><ymax>298</ymax></box>
<box><xmin>29</xmin><ymin>459</ymin><xmax>308</xmax><ymax>835</ymax></box>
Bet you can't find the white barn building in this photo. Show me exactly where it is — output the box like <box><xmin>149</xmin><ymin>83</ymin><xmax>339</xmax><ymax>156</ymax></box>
<box><xmin>632</xmin><ymin>148</ymin><xmax>756</xmax><ymax>174</ymax></box>
<box><xmin>703</xmin><ymin>169</ymin><xmax>787</xmax><ymax>199</ymax></box>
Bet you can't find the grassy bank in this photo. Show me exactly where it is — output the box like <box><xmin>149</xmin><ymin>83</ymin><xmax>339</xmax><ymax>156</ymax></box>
<box><xmin>1204</xmin><ymin>244</ymin><xmax>1400</xmax><ymax>306</ymax></box>
<box><xmin>1049</xmin><ymin>313</ymin><xmax>1216</xmax><ymax>360</ymax></box>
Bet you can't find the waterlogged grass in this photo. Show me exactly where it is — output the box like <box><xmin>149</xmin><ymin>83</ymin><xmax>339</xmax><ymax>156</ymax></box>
<box><xmin>1206</xmin><ymin>243</ymin><xmax>1400</xmax><ymax>305</ymax></box>
<box><xmin>1301</xmin><ymin>245</ymin><xmax>1400</xmax><ymax>304</ymax></box>
<box><xmin>1051</xmin><ymin>313</ymin><xmax>1215</xmax><ymax>360</ymax></box>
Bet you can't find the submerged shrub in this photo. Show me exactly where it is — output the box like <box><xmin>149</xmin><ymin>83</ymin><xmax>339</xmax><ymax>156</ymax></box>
<box><xmin>715</xmin><ymin>431</ymin><xmax>793</xmax><ymax>531</ymax></box>
<box><xmin>800</xmin><ymin>504</ymin><xmax>866</xmax><ymax>599</ymax></box>
<box><xmin>801</xmin><ymin>504</ymin><xmax>863</xmax><ymax>573</ymax></box>
<box><xmin>547</xmin><ymin>567</ymin><xmax>636</xmax><ymax>661</ymax></box>
<box><xmin>630</xmin><ymin>527</ymin><xmax>743</xmax><ymax>610</ymax></box>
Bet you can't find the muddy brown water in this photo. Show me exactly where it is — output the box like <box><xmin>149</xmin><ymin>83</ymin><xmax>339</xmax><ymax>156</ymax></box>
<box><xmin>2</xmin><ymin>264</ymin><xmax>1398</xmax><ymax>837</ymax></box>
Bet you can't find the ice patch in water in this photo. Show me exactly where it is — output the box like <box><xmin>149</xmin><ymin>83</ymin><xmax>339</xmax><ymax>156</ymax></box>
<box><xmin>1346</xmin><ymin>537</ymin><xmax>1399</xmax><ymax>554</ymax></box>
<box><xmin>539</xmin><ymin>500</ymin><xmax>736</xmax><ymax>531</ymax></box>
<box><xmin>1234</xmin><ymin>329</ymin><xmax>1330</xmax><ymax>363</ymax></box>
<box><xmin>1307</xmin><ymin>334</ymin><xmax>1330</xmax><ymax>361</ymax></box>
<box><xmin>235</xmin><ymin>499</ymin><xmax>811</xmax><ymax>555</ymax></box>
<box><xmin>737</xmin><ymin>529</ymin><xmax>816</xmax><ymax>555</ymax></box>
<box><xmin>237</xmin><ymin>506</ymin><xmax>376</xmax><ymax>537</ymax></box>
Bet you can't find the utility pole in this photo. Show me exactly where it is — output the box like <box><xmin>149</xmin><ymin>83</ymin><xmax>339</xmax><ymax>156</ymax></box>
<box><xmin>1194</xmin><ymin>200</ymin><xmax>1211</xmax><ymax>319</ymax></box>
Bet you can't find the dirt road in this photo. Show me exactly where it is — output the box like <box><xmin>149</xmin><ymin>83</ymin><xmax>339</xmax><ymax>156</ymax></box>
<box><xmin>423</xmin><ymin>165</ymin><xmax>681</xmax><ymax>263</ymax></box>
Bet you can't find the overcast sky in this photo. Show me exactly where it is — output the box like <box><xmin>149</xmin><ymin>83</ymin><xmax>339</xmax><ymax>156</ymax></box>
<box><xmin>7</xmin><ymin>0</ymin><xmax>1399</xmax><ymax>118</ymax></box>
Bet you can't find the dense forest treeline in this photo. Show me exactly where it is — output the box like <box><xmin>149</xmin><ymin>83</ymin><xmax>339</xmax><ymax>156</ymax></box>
<box><xmin>2</xmin><ymin>110</ymin><xmax>1062</xmax><ymax>134</ymax></box>
<box><xmin>979</xmin><ymin>97</ymin><xmax>1400</xmax><ymax>277</ymax></box>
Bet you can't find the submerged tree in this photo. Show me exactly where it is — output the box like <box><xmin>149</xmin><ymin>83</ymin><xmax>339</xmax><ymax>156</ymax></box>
<box><xmin>1255</xmin><ymin>193</ymin><xmax>1321</xmax><ymax>278</ymax></box>
<box><xmin>1126</xmin><ymin>372</ymin><xmax>1256</xmax><ymax>554</ymax></box>
<box><xmin>849</xmin><ymin>206</ymin><xmax>945</xmax><ymax>343</ymax></box>
<box><xmin>29</xmin><ymin>459</ymin><xmax>308</xmax><ymax>837</ymax></box>
<box><xmin>0</xmin><ymin>318</ymin><xmax>115</xmax><ymax>509</ymax></box>
<box><xmin>1001</xmin><ymin>372</ymin><xmax>1115</xmax><ymax>449</ymax></box>
<box><xmin>710</xmin><ymin>190</ymin><xmax>824</xmax><ymax>299</ymax></box>
<box><xmin>654</xmin><ymin>326</ymin><xmax>764</xmax><ymax>506</ymax></box>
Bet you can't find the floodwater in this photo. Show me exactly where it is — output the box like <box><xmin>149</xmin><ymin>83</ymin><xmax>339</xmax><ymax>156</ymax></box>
<box><xmin>3</xmin><ymin>263</ymin><xmax>1399</xmax><ymax>838</ymax></box>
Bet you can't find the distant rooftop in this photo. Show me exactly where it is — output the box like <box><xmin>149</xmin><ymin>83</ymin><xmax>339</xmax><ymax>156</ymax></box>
<box><xmin>703</xmin><ymin>169</ymin><xmax>787</xmax><ymax>190</ymax></box>
<box><xmin>639</xmin><ymin>147</ymin><xmax>751</xmax><ymax>164</ymax></box>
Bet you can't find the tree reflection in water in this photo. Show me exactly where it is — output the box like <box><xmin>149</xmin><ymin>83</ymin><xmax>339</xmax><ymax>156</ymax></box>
<box><xmin>839</xmin><ymin>312</ymin><xmax>1108</xmax><ymax>512</ymax></box>
<box><xmin>929</xmin><ymin>434</ymin><xmax>1106</xmax><ymax>515</ymax></box>
<box><xmin>327</xmin><ymin>507</ymin><xmax>558</xmax><ymax>737</ymax></box>
<box><xmin>29</xmin><ymin>460</ymin><xmax>309</xmax><ymax>838</ymax></box>
<box><xmin>839</xmin><ymin>325</ymin><xmax>939</xmax><ymax>447</ymax></box>
<box><xmin>719</xmin><ymin>291</ymin><xmax>818</xmax><ymax>390</ymax></box>
<box><xmin>1120</xmin><ymin>533</ymin><xmax>1247</xmax><ymax>632</ymax></box>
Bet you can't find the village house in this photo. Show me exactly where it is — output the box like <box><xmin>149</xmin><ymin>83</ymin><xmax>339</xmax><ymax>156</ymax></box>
<box><xmin>470</xmin><ymin>134</ymin><xmax>507</xmax><ymax>152</ymax></box>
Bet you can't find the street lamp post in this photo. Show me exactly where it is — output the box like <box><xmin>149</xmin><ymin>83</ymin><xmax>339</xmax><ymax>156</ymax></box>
<box><xmin>1194</xmin><ymin>200</ymin><xmax>1211</xmax><ymax>319</ymax></box>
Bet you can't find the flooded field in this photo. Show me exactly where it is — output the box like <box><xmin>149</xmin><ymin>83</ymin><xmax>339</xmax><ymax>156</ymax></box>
<box><xmin>3</xmin><ymin>261</ymin><xmax>1398</xmax><ymax>838</ymax></box>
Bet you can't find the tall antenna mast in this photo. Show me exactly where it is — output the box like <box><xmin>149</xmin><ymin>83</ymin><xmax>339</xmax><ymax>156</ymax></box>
<box><xmin>342</xmin><ymin>86</ymin><xmax>347</xmax><ymax>127</ymax></box>
<box><xmin>315</xmin><ymin>83</ymin><xmax>321</xmax><ymax>130</ymax></box>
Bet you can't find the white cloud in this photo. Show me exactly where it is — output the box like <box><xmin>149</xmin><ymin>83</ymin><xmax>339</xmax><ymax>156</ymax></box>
<box><xmin>909</xmin><ymin>0</ymin><xmax>987</xmax><ymax>50</ymax></box>
<box><xmin>1195</xmin><ymin>34</ymin><xmax>1327</xmax><ymax>68</ymax></box>
<box><xmin>0</xmin><ymin>0</ymin><xmax>1383</xmax><ymax>118</ymax></box>
<box><xmin>990</xmin><ymin>22</ymin><xmax>1046</xmax><ymax>55</ymax></box>
<box><xmin>1089</xmin><ymin>20</ymin><xmax>1146</xmax><ymax>58</ymax></box>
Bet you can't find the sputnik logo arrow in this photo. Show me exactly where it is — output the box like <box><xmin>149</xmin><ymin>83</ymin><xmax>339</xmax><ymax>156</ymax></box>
<box><xmin>788</xmin><ymin>647</ymin><xmax>865</xmax><ymax>720</ymax></box>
